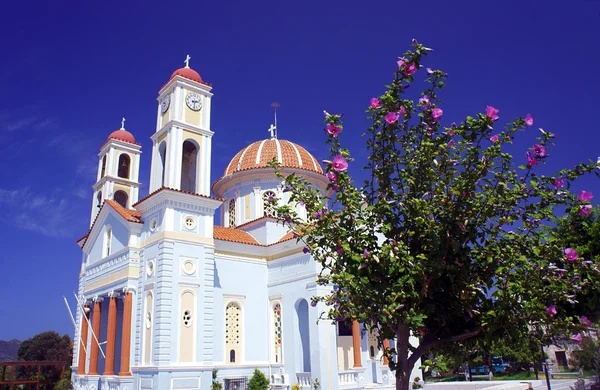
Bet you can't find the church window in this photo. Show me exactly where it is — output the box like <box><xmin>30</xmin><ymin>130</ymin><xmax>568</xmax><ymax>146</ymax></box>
<box><xmin>182</xmin><ymin>309</ymin><xmax>192</xmax><ymax>327</ymax></box>
<box><xmin>337</xmin><ymin>319</ymin><xmax>353</xmax><ymax>336</ymax></box>
<box><xmin>101</xmin><ymin>155</ymin><xmax>107</xmax><ymax>178</ymax></box>
<box><xmin>97</xmin><ymin>191</ymin><xmax>103</xmax><ymax>208</ymax></box>
<box><xmin>228</xmin><ymin>199</ymin><xmax>236</xmax><ymax>227</ymax></box>
<box><xmin>263</xmin><ymin>191</ymin><xmax>277</xmax><ymax>218</ymax></box>
<box><xmin>370</xmin><ymin>346</ymin><xmax>375</xmax><ymax>358</ymax></box>
<box><xmin>114</xmin><ymin>190</ymin><xmax>128</xmax><ymax>208</ymax></box>
<box><xmin>225</xmin><ymin>302</ymin><xmax>242</xmax><ymax>364</ymax></box>
<box><xmin>273</xmin><ymin>302</ymin><xmax>283</xmax><ymax>363</ymax></box>
<box><xmin>118</xmin><ymin>154</ymin><xmax>131</xmax><ymax>179</ymax></box>
<box><xmin>104</xmin><ymin>226</ymin><xmax>112</xmax><ymax>258</ymax></box>
<box><xmin>181</xmin><ymin>140</ymin><xmax>198</xmax><ymax>193</ymax></box>
<box><xmin>158</xmin><ymin>142</ymin><xmax>167</xmax><ymax>187</ymax></box>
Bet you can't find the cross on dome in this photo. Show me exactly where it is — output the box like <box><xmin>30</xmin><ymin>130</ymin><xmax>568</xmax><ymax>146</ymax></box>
<box><xmin>121</xmin><ymin>117</ymin><xmax>126</xmax><ymax>129</ymax></box>
<box><xmin>184</xmin><ymin>54</ymin><xmax>191</xmax><ymax>69</ymax></box>
<box><xmin>268</xmin><ymin>124</ymin><xmax>276</xmax><ymax>139</ymax></box>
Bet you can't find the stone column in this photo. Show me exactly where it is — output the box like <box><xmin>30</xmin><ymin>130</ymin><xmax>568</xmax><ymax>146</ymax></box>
<box><xmin>118</xmin><ymin>291</ymin><xmax>133</xmax><ymax>376</ymax></box>
<box><xmin>104</xmin><ymin>294</ymin><xmax>118</xmax><ymax>375</ymax></box>
<box><xmin>383</xmin><ymin>339</ymin><xmax>390</xmax><ymax>365</ymax></box>
<box><xmin>352</xmin><ymin>320</ymin><xmax>362</xmax><ymax>368</ymax></box>
<box><xmin>88</xmin><ymin>299</ymin><xmax>103</xmax><ymax>375</ymax></box>
<box><xmin>76</xmin><ymin>307</ymin><xmax>90</xmax><ymax>374</ymax></box>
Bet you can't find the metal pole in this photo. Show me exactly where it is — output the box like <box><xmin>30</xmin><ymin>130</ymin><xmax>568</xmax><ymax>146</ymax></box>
<box><xmin>541</xmin><ymin>345</ymin><xmax>551</xmax><ymax>390</ymax></box>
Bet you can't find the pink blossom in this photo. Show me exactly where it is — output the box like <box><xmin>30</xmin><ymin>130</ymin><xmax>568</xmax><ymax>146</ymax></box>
<box><xmin>326</xmin><ymin>171</ymin><xmax>337</xmax><ymax>182</ymax></box>
<box><xmin>370</xmin><ymin>98</ymin><xmax>382</xmax><ymax>109</ymax></box>
<box><xmin>578</xmin><ymin>190</ymin><xmax>594</xmax><ymax>202</ymax></box>
<box><xmin>419</xmin><ymin>95</ymin><xmax>430</xmax><ymax>105</ymax></box>
<box><xmin>571</xmin><ymin>334</ymin><xmax>583</xmax><ymax>344</ymax></box>
<box><xmin>311</xmin><ymin>300</ymin><xmax>317</xmax><ymax>307</ymax></box>
<box><xmin>554</xmin><ymin>178</ymin><xmax>565</xmax><ymax>190</ymax></box>
<box><xmin>397</xmin><ymin>58</ymin><xmax>406</xmax><ymax>68</ymax></box>
<box><xmin>486</xmin><ymin>106</ymin><xmax>500</xmax><ymax>121</ymax></box>
<box><xmin>581</xmin><ymin>315</ymin><xmax>593</xmax><ymax>327</ymax></box>
<box><xmin>579</xmin><ymin>205</ymin><xmax>592</xmax><ymax>217</ymax></box>
<box><xmin>490</xmin><ymin>134</ymin><xmax>499</xmax><ymax>143</ymax></box>
<box><xmin>332</xmin><ymin>155</ymin><xmax>348</xmax><ymax>171</ymax></box>
<box><xmin>447</xmin><ymin>140</ymin><xmax>455</xmax><ymax>148</ymax></box>
<box><xmin>526</xmin><ymin>151</ymin><xmax>538</xmax><ymax>167</ymax></box>
<box><xmin>336</xmin><ymin>244</ymin><xmax>343</xmax><ymax>255</ymax></box>
<box><xmin>426</xmin><ymin>68</ymin><xmax>434</xmax><ymax>74</ymax></box>
<box><xmin>432</xmin><ymin>108</ymin><xmax>443</xmax><ymax>120</ymax></box>
<box><xmin>399</xmin><ymin>106</ymin><xmax>407</xmax><ymax>116</ymax></box>
<box><xmin>363</xmin><ymin>249</ymin><xmax>369</xmax><ymax>258</ymax></box>
<box><xmin>533</xmin><ymin>144</ymin><xmax>546</xmax><ymax>157</ymax></box>
<box><xmin>303</xmin><ymin>247</ymin><xmax>309</xmax><ymax>254</ymax></box>
<box><xmin>546</xmin><ymin>305</ymin><xmax>557</xmax><ymax>316</ymax></box>
<box><xmin>385</xmin><ymin>112</ymin><xmax>400</xmax><ymax>124</ymax></box>
<box><xmin>404</xmin><ymin>63</ymin><xmax>417</xmax><ymax>75</ymax></box>
<box><xmin>327</xmin><ymin>123</ymin><xmax>342</xmax><ymax>136</ymax></box>
<box><xmin>565</xmin><ymin>248</ymin><xmax>579</xmax><ymax>261</ymax></box>
<box><xmin>323</xmin><ymin>110</ymin><xmax>330</xmax><ymax>117</ymax></box>
<box><xmin>525</xmin><ymin>113</ymin><xmax>534</xmax><ymax>126</ymax></box>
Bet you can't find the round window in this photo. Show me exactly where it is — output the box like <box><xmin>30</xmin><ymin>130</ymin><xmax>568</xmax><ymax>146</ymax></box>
<box><xmin>146</xmin><ymin>260</ymin><xmax>155</xmax><ymax>277</ymax></box>
<box><xmin>184</xmin><ymin>216</ymin><xmax>196</xmax><ymax>230</ymax></box>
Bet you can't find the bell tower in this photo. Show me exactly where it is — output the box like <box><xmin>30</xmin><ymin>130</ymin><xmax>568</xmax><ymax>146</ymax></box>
<box><xmin>90</xmin><ymin>118</ymin><xmax>142</xmax><ymax>225</ymax></box>
<box><xmin>149</xmin><ymin>55</ymin><xmax>214</xmax><ymax>196</ymax></box>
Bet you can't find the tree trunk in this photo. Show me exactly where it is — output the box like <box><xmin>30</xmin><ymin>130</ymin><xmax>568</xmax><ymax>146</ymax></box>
<box><xmin>395</xmin><ymin>325</ymin><xmax>413</xmax><ymax>390</ymax></box>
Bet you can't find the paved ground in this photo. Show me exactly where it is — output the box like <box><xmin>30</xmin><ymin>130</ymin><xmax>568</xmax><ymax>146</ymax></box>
<box><xmin>531</xmin><ymin>379</ymin><xmax>581</xmax><ymax>390</ymax></box>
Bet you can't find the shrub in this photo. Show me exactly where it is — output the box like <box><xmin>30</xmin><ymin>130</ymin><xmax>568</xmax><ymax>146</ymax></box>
<box><xmin>248</xmin><ymin>369</ymin><xmax>270</xmax><ymax>390</ymax></box>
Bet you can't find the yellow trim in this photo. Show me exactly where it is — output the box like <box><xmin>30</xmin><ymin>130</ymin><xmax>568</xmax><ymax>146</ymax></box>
<box><xmin>143</xmin><ymin>231</ymin><xmax>215</xmax><ymax>248</ymax></box>
<box><xmin>215</xmin><ymin>247</ymin><xmax>303</xmax><ymax>262</ymax></box>
<box><xmin>84</xmin><ymin>267</ymin><xmax>138</xmax><ymax>292</ymax></box>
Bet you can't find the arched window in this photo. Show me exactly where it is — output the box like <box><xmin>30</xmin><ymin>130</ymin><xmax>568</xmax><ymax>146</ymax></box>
<box><xmin>97</xmin><ymin>191</ymin><xmax>102</xmax><ymax>208</ymax></box>
<box><xmin>118</xmin><ymin>154</ymin><xmax>131</xmax><ymax>179</ymax></box>
<box><xmin>114</xmin><ymin>190</ymin><xmax>128</xmax><ymax>208</ymax></box>
<box><xmin>100</xmin><ymin>155</ymin><xmax>107</xmax><ymax>178</ymax></box>
<box><xmin>158</xmin><ymin>142</ymin><xmax>167</xmax><ymax>187</ymax></box>
<box><xmin>104</xmin><ymin>226</ymin><xmax>112</xmax><ymax>258</ymax></box>
<box><xmin>370</xmin><ymin>346</ymin><xmax>375</xmax><ymax>358</ymax></box>
<box><xmin>273</xmin><ymin>302</ymin><xmax>282</xmax><ymax>363</ymax></box>
<box><xmin>263</xmin><ymin>191</ymin><xmax>277</xmax><ymax>218</ymax></box>
<box><xmin>225</xmin><ymin>302</ymin><xmax>242</xmax><ymax>364</ymax></box>
<box><xmin>181</xmin><ymin>140</ymin><xmax>198</xmax><ymax>193</ymax></box>
<box><xmin>228</xmin><ymin>199</ymin><xmax>236</xmax><ymax>227</ymax></box>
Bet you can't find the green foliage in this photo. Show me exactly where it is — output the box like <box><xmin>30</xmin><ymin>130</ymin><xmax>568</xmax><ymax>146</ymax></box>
<box><xmin>18</xmin><ymin>331</ymin><xmax>72</xmax><ymax>362</ymax></box>
<box><xmin>313</xmin><ymin>378</ymin><xmax>320</xmax><ymax>390</ymax></box>
<box><xmin>247</xmin><ymin>369</ymin><xmax>270</xmax><ymax>390</ymax></box>
<box><xmin>572</xmin><ymin>337</ymin><xmax>599</xmax><ymax>370</ymax></box>
<box><xmin>271</xmin><ymin>40</ymin><xmax>600</xmax><ymax>390</ymax></box>
<box><xmin>291</xmin><ymin>383</ymin><xmax>301</xmax><ymax>390</ymax></box>
<box><xmin>53</xmin><ymin>378</ymin><xmax>73</xmax><ymax>390</ymax></box>
<box><xmin>211</xmin><ymin>368</ymin><xmax>223</xmax><ymax>390</ymax></box>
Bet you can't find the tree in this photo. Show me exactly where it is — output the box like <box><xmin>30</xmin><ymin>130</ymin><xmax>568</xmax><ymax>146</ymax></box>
<box><xmin>272</xmin><ymin>40</ymin><xmax>600</xmax><ymax>390</ymax></box>
<box><xmin>247</xmin><ymin>369</ymin><xmax>270</xmax><ymax>390</ymax></box>
<box><xmin>18</xmin><ymin>331</ymin><xmax>72</xmax><ymax>362</ymax></box>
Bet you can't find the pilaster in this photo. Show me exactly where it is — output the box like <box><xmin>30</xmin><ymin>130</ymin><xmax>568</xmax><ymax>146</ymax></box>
<box><xmin>153</xmin><ymin>240</ymin><xmax>175</xmax><ymax>365</ymax></box>
<box><xmin>202</xmin><ymin>246</ymin><xmax>215</xmax><ymax>364</ymax></box>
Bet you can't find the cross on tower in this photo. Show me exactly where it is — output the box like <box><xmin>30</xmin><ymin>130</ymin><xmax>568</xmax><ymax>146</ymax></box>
<box><xmin>121</xmin><ymin>117</ymin><xmax>126</xmax><ymax>129</ymax></box>
<box><xmin>184</xmin><ymin>54</ymin><xmax>191</xmax><ymax>68</ymax></box>
<box><xmin>268</xmin><ymin>124</ymin><xmax>276</xmax><ymax>139</ymax></box>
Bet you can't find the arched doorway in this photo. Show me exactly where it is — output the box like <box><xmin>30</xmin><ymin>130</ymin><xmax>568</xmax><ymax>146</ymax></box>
<box><xmin>158</xmin><ymin>142</ymin><xmax>167</xmax><ymax>187</ymax></box>
<box><xmin>295</xmin><ymin>299</ymin><xmax>311</xmax><ymax>373</ymax></box>
<box><xmin>118</xmin><ymin>154</ymin><xmax>131</xmax><ymax>179</ymax></box>
<box><xmin>181</xmin><ymin>140</ymin><xmax>198</xmax><ymax>193</ymax></box>
<box><xmin>114</xmin><ymin>190</ymin><xmax>128</xmax><ymax>208</ymax></box>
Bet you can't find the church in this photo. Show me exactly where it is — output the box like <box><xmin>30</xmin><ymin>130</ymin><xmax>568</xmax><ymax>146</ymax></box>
<box><xmin>71</xmin><ymin>57</ymin><xmax>420</xmax><ymax>390</ymax></box>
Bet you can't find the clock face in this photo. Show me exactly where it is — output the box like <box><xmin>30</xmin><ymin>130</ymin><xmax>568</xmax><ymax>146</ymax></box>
<box><xmin>160</xmin><ymin>95</ymin><xmax>170</xmax><ymax>113</ymax></box>
<box><xmin>185</xmin><ymin>93</ymin><xmax>202</xmax><ymax>111</ymax></box>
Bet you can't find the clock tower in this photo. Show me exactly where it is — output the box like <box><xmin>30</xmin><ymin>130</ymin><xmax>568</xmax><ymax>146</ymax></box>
<box><xmin>149</xmin><ymin>55</ymin><xmax>214</xmax><ymax>196</ymax></box>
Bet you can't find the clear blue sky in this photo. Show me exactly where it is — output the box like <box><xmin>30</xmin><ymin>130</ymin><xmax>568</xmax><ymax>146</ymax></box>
<box><xmin>1</xmin><ymin>1</ymin><xmax>599</xmax><ymax>341</ymax></box>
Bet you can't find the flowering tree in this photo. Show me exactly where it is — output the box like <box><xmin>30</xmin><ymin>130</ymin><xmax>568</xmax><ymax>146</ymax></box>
<box><xmin>272</xmin><ymin>40</ymin><xmax>600</xmax><ymax>390</ymax></box>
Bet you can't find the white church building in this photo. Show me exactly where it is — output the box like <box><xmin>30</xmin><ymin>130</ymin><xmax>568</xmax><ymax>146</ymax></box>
<box><xmin>71</xmin><ymin>58</ymin><xmax>418</xmax><ymax>390</ymax></box>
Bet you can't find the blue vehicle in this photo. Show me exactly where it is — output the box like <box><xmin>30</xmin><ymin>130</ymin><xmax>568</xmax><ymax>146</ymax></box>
<box><xmin>470</xmin><ymin>357</ymin><xmax>509</xmax><ymax>374</ymax></box>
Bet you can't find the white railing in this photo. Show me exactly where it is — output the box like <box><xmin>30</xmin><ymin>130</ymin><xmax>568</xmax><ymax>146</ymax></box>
<box><xmin>338</xmin><ymin>371</ymin><xmax>358</xmax><ymax>387</ymax></box>
<box><xmin>296</xmin><ymin>372</ymin><xmax>312</xmax><ymax>387</ymax></box>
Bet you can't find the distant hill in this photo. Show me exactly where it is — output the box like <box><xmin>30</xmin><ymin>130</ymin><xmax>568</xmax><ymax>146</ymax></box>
<box><xmin>0</xmin><ymin>339</ymin><xmax>20</xmax><ymax>361</ymax></box>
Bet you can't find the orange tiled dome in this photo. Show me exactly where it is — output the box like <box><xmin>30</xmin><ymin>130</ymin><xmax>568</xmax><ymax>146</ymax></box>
<box><xmin>170</xmin><ymin>67</ymin><xmax>203</xmax><ymax>83</ymax></box>
<box><xmin>107</xmin><ymin>128</ymin><xmax>136</xmax><ymax>144</ymax></box>
<box><xmin>224</xmin><ymin>139</ymin><xmax>323</xmax><ymax>176</ymax></box>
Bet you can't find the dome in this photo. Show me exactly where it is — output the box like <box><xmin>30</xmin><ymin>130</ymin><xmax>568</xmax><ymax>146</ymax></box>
<box><xmin>107</xmin><ymin>129</ymin><xmax>136</xmax><ymax>144</ymax></box>
<box><xmin>170</xmin><ymin>67</ymin><xmax>203</xmax><ymax>84</ymax></box>
<box><xmin>223</xmin><ymin>139</ymin><xmax>323</xmax><ymax>176</ymax></box>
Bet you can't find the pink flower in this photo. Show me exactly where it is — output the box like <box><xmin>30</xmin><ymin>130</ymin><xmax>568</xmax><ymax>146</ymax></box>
<box><xmin>571</xmin><ymin>334</ymin><xmax>583</xmax><ymax>344</ymax></box>
<box><xmin>533</xmin><ymin>144</ymin><xmax>546</xmax><ymax>157</ymax></box>
<box><xmin>490</xmin><ymin>134</ymin><xmax>499</xmax><ymax>143</ymax></box>
<box><xmin>397</xmin><ymin>58</ymin><xmax>406</xmax><ymax>68</ymax></box>
<box><xmin>332</xmin><ymin>155</ymin><xmax>348</xmax><ymax>171</ymax></box>
<box><xmin>525</xmin><ymin>113</ymin><xmax>534</xmax><ymax>126</ymax></box>
<box><xmin>578</xmin><ymin>190</ymin><xmax>594</xmax><ymax>202</ymax></box>
<box><xmin>385</xmin><ymin>112</ymin><xmax>400</xmax><ymax>124</ymax></box>
<box><xmin>526</xmin><ymin>151</ymin><xmax>538</xmax><ymax>167</ymax></box>
<box><xmin>303</xmin><ymin>247</ymin><xmax>309</xmax><ymax>254</ymax></box>
<box><xmin>404</xmin><ymin>63</ymin><xmax>417</xmax><ymax>75</ymax></box>
<box><xmin>336</xmin><ymin>244</ymin><xmax>343</xmax><ymax>255</ymax></box>
<box><xmin>486</xmin><ymin>106</ymin><xmax>500</xmax><ymax>121</ymax></box>
<box><xmin>370</xmin><ymin>98</ymin><xmax>382</xmax><ymax>109</ymax></box>
<box><xmin>326</xmin><ymin>171</ymin><xmax>337</xmax><ymax>182</ymax></box>
<box><xmin>327</xmin><ymin>123</ymin><xmax>342</xmax><ymax>136</ymax></box>
<box><xmin>554</xmin><ymin>178</ymin><xmax>565</xmax><ymax>190</ymax></box>
<box><xmin>419</xmin><ymin>96</ymin><xmax>430</xmax><ymax>105</ymax></box>
<box><xmin>432</xmin><ymin>108</ymin><xmax>443</xmax><ymax>120</ymax></box>
<box><xmin>546</xmin><ymin>305</ymin><xmax>557</xmax><ymax>316</ymax></box>
<box><xmin>565</xmin><ymin>248</ymin><xmax>579</xmax><ymax>261</ymax></box>
<box><xmin>581</xmin><ymin>315</ymin><xmax>593</xmax><ymax>327</ymax></box>
<box><xmin>399</xmin><ymin>106</ymin><xmax>407</xmax><ymax>116</ymax></box>
<box><xmin>311</xmin><ymin>300</ymin><xmax>317</xmax><ymax>307</ymax></box>
<box><xmin>363</xmin><ymin>249</ymin><xmax>369</xmax><ymax>258</ymax></box>
<box><xmin>426</xmin><ymin>68</ymin><xmax>434</xmax><ymax>74</ymax></box>
<box><xmin>579</xmin><ymin>205</ymin><xmax>592</xmax><ymax>217</ymax></box>
<box><xmin>447</xmin><ymin>139</ymin><xmax>455</xmax><ymax>148</ymax></box>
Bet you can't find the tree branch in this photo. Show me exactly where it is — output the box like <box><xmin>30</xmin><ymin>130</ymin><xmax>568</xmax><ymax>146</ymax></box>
<box><xmin>449</xmin><ymin>327</ymin><xmax>482</xmax><ymax>342</ymax></box>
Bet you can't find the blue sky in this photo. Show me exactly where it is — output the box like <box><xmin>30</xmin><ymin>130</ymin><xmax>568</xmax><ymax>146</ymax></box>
<box><xmin>1</xmin><ymin>1</ymin><xmax>600</xmax><ymax>341</ymax></box>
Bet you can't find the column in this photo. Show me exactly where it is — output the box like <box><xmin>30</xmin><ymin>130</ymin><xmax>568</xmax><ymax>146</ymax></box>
<box><xmin>88</xmin><ymin>299</ymin><xmax>103</xmax><ymax>375</ymax></box>
<box><xmin>76</xmin><ymin>307</ymin><xmax>90</xmax><ymax>374</ymax></box>
<box><xmin>118</xmin><ymin>291</ymin><xmax>133</xmax><ymax>376</ymax></box>
<box><xmin>103</xmin><ymin>295</ymin><xmax>118</xmax><ymax>375</ymax></box>
<box><xmin>352</xmin><ymin>320</ymin><xmax>362</xmax><ymax>368</ymax></box>
<box><xmin>383</xmin><ymin>339</ymin><xmax>390</xmax><ymax>365</ymax></box>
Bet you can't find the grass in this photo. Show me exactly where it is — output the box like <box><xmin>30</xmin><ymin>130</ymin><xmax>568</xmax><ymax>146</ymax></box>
<box><xmin>427</xmin><ymin>369</ymin><xmax>596</xmax><ymax>383</ymax></box>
